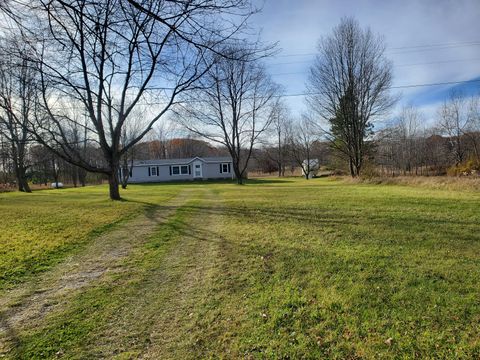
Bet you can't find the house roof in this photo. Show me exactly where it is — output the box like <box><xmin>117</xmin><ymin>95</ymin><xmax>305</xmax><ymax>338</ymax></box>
<box><xmin>132</xmin><ymin>156</ymin><xmax>232</xmax><ymax>167</ymax></box>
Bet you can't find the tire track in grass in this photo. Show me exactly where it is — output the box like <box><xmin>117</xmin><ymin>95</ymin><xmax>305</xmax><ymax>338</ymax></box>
<box><xmin>9</xmin><ymin>187</ymin><xmax>227</xmax><ymax>359</ymax></box>
<box><xmin>139</xmin><ymin>188</ymin><xmax>224</xmax><ymax>359</ymax></box>
<box><xmin>0</xmin><ymin>189</ymin><xmax>193</xmax><ymax>356</ymax></box>
<box><xmin>54</xmin><ymin>187</ymin><xmax>224</xmax><ymax>358</ymax></box>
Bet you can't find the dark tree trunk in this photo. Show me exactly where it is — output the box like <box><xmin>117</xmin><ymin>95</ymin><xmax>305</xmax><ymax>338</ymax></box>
<box><xmin>354</xmin><ymin>163</ymin><xmax>361</xmax><ymax>177</ymax></box>
<box><xmin>304</xmin><ymin>164</ymin><xmax>311</xmax><ymax>180</ymax></box>
<box><xmin>235</xmin><ymin>170</ymin><xmax>244</xmax><ymax>184</ymax></box>
<box><xmin>15</xmin><ymin>164</ymin><xmax>24</xmax><ymax>192</ymax></box>
<box><xmin>13</xmin><ymin>154</ymin><xmax>31</xmax><ymax>193</ymax></box>
<box><xmin>120</xmin><ymin>155</ymin><xmax>133</xmax><ymax>190</ymax></box>
<box><xmin>349</xmin><ymin>158</ymin><xmax>356</xmax><ymax>177</ymax></box>
<box><xmin>72</xmin><ymin>166</ymin><xmax>78</xmax><ymax>187</ymax></box>
<box><xmin>120</xmin><ymin>166</ymin><xmax>128</xmax><ymax>189</ymax></box>
<box><xmin>108</xmin><ymin>170</ymin><xmax>121</xmax><ymax>200</ymax></box>
<box><xmin>232</xmin><ymin>162</ymin><xmax>244</xmax><ymax>185</ymax></box>
<box><xmin>79</xmin><ymin>168</ymin><xmax>87</xmax><ymax>187</ymax></box>
<box><xmin>277</xmin><ymin>132</ymin><xmax>283</xmax><ymax>177</ymax></box>
<box><xmin>53</xmin><ymin>172</ymin><xmax>59</xmax><ymax>189</ymax></box>
<box><xmin>19</xmin><ymin>167</ymin><xmax>31</xmax><ymax>192</ymax></box>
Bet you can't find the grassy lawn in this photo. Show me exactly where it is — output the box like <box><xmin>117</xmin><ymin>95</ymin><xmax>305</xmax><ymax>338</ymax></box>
<box><xmin>0</xmin><ymin>185</ymin><xmax>181</xmax><ymax>291</ymax></box>
<box><xmin>1</xmin><ymin>178</ymin><xmax>479</xmax><ymax>358</ymax></box>
<box><xmin>208</xmin><ymin>179</ymin><xmax>480</xmax><ymax>358</ymax></box>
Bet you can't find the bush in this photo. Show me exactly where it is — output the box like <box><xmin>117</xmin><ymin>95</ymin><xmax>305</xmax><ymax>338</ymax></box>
<box><xmin>359</xmin><ymin>161</ymin><xmax>379</xmax><ymax>179</ymax></box>
<box><xmin>447</xmin><ymin>158</ymin><xmax>480</xmax><ymax>177</ymax></box>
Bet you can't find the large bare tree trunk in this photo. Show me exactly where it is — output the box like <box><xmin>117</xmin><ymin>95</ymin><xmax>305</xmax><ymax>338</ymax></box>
<box><xmin>233</xmin><ymin>163</ymin><xmax>244</xmax><ymax>185</ymax></box>
<box><xmin>19</xmin><ymin>167</ymin><xmax>30</xmax><ymax>192</ymax></box>
<box><xmin>108</xmin><ymin>170</ymin><xmax>120</xmax><ymax>201</ymax></box>
<box><xmin>10</xmin><ymin>140</ymin><xmax>27</xmax><ymax>192</ymax></box>
<box><xmin>13</xmin><ymin>158</ymin><xmax>31</xmax><ymax>192</ymax></box>
<box><xmin>349</xmin><ymin>158</ymin><xmax>355</xmax><ymax>177</ymax></box>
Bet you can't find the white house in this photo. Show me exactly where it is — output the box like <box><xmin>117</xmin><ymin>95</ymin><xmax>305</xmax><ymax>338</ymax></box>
<box><xmin>124</xmin><ymin>156</ymin><xmax>235</xmax><ymax>183</ymax></box>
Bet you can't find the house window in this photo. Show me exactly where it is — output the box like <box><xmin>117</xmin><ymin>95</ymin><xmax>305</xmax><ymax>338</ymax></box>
<box><xmin>170</xmin><ymin>165</ymin><xmax>191</xmax><ymax>176</ymax></box>
<box><xmin>220</xmin><ymin>163</ymin><xmax>231</xmax><ymax>173</ymax></box>
<box><xmin>150</xmin><ymin>166</ymin><xmax>157</xmax><ymax>176</ymax></box>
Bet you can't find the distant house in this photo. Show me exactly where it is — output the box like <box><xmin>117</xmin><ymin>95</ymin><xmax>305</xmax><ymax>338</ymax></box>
<box><xmin>302</xmin><ymin>159</ymin><xmax>320</xmax><ymax>179</ymax></box>
<box><xmin>124</xmin><ymin>156</ymin><xmax>234</xmax><ymax>183</ymax></box>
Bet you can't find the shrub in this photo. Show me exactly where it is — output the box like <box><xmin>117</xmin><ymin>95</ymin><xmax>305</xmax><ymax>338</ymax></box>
<box><xmin>447</xmin><ymin>158</ymin><xmax>480</xmax><ymax>177</ymax></box>
<box><xmin>359</xmin><ymin>161</ymin><xmax>379</xmax><ymax>179</ymax></box>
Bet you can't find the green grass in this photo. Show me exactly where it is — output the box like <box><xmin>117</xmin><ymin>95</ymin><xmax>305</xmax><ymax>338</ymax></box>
<box><xmin>0</xmin><ymin>185</ymin><xmax>181</xmax><ymax>291</ymax></box>
<box><xmin>13</xmin><ymin>195</ymin><xmax>204</xmax><ymax>359</ymax></box>
<box><xmin>202</xmin><ymin>179</ymin><xmax>480</xmax><ymax>358</ymax></box>
<box><xmin>1</xmin><ymin>178</ymin><xmax>480</xmax><ymax>358</ymax></box>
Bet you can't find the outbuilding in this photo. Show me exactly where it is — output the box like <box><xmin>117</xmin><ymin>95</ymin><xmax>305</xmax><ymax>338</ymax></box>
<box><xmin>302</xmin><ymin>159</ymin><xmax>320</xmax><ymax>179</ymax></box>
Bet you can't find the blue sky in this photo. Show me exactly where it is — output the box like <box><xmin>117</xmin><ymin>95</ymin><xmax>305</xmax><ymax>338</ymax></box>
<box><xmin>250</xmin><ymin>0</ymin><xmax>480</xmax><ymax>124</ymax></box>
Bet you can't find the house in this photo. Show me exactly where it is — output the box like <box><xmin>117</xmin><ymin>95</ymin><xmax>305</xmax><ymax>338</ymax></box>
<box><xmin>124</xmin><ymin>156</ymin><xmax>235</xmax><ymax>183</ymax></box>
<box><xmin>301</xmin><ymin>159</ymin><xmax>320</xmax><ymax>179</ymax></box>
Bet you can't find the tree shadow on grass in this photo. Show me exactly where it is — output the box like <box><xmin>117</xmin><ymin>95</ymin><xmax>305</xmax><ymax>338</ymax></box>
<box><xmin>243</xmin><ymin>178</ymin><xmax>296</xmax><ymax>185</ymax></box>
<box><xmin>124</xmin><ymin>178</ymin><xmax>298</xmax><ymax>188</ymax></box>
<box><xmin>126</xmin><ymin>179</ymin><xmax>237</xmax><ymax>187</ymax></box>
<box><xmin>175</xmin><ymin>203</ymin><xmax>480</xmax><ymax>246</ymax></box>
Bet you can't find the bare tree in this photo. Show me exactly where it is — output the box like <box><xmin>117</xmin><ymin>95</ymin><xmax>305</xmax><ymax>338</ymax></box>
<box><xmin>437</xmin><ymin>91</ymin><xmax>470</xmax><ymax>165</ymax></box>
<box><xmin>118</xmin><ymin>112</ymin><xmax>144</xmax><ymax>189</ymax></box>
<box><xmin>119</xmin><ymin>127</ymin><xmax>135</xmax><ymax>190</ymax></box>
<box><xmin>465</xmin><ymin>96</ymin><xmax>480</xmax><ymax>161</ymax></box>
<box><xmin>289</xmin><ymin>116</ymin><xmax>319</xmax><ymax>180</ymax></box>
<box><xmin>23</xmin><ymin>0</ymin><xmax>256</xmax><ymax>199</ymax></box>
<box><xmin>0</xmin><ymin>37</ymin><xmax>37</xmax><ymax>192</ymax></box>
<box><xmin>267</xmin><ymin>98</ymin><xmax>292</xmax><ymax>177</ymax></box>
<box><xmin>0</xmin><ymin>0</ymin><xmax>23</xmax><ymax>25</ymax></box>
<box><xmin>395</xmin><ymin>105</ymin><xmax>423</xmax><ymax>174</ymax></box>
<box><xmin>307</xmin><ymin>17</ymin><xmax>395</xmax><ymax>177</ymax></box>
<box><xmin>0</xmin><ymin>130</ymin><xmax>13</xmax><ymax>186</ymax></box>
<box><xmin>149</xmin><ymin>121</ymin><xmax>176</xmax><ymax>159</ymax></box>
<box><xmin>178</xmin><ymin>47</ymin><xmax>280</xmax><ymax>184</ymax></box>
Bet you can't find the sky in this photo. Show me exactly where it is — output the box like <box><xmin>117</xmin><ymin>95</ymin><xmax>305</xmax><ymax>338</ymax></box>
<box><xmin>250</xmin><ymin>0</ymin><xmax>480</xmax><ymax>125</ymax></box>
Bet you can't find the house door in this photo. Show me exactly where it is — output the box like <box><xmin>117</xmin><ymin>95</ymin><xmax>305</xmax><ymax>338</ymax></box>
<box><xmin>193</xmin><ymin>161</ymin><xmax>203</xmax><ymax>178</ymax></box>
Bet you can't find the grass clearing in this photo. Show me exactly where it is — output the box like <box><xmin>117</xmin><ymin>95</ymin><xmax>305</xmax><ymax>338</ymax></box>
<box><xmin>1</xmin><ymin>178</ymin><xmax>479</xmax><ymax>358</ymax></box>
<box><xmin>10</xmin><ymin>191</ymin><xmax>205</xmax><ymax>359</ymax></box>
<box><xmin>0</xmin><ymin>185</ymin><xmax>181</xmax><ymax>291</ymax></box>
<box><xmin>196</xmin><ymin>179</ymin><xmax>480</xmax><ymax>358</ymax></box>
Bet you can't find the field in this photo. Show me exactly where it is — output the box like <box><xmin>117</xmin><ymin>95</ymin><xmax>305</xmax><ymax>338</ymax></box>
<box><xmin>0</xmin><ymin>178</ymin><xmax>479</xmax><ymax>358</ymax></box>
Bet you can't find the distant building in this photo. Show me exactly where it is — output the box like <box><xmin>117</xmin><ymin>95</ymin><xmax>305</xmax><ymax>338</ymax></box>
<box><xmin>124</xmin><ymin>156</ymin><xmax>234</xmax><ymax>183</ymax></box>
<box><xmin>302</xmin><ymin>159</ymin><xmax>320</xmax><ymax>179</ymax></box>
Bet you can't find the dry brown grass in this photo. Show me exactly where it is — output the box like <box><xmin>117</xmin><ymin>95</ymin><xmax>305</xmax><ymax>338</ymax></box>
<box><xmin>337</xmin><ymin>175</ymin><xmax>480</xmax><ymax>191</ymax></box>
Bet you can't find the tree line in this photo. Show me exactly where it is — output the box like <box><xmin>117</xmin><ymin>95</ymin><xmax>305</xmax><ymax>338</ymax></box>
<box><xmin>253</xmin><ymin>18</ymin><xmax>479</xmax><ymax>179</ymax></box>
<box><xmin>251</xmin><ymin>92</ymin><xmax>480</xmax><ymax>178</ymax></box>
